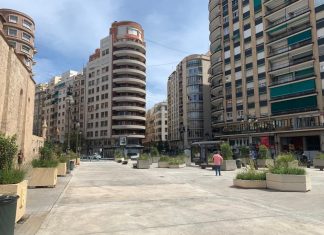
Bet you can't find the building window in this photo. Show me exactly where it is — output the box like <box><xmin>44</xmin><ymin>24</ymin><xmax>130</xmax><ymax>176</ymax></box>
<box><xmin>9</xmin><ymin>15</ymin><xmax>18</xmax><ymax>23</ymax></box>
<box><xmin>23</xmin><ymin>19</ymin><xmax>32</xmax><ymax>29</ymax></box>
<box><xmin>8</xmin><ymin>28</ymin><xmax>18</xmax><ymax>37</ymax></box>
<box><xmin>21</xmin><ymin>44</ymin><xmax>31</xmax><ymax>54</ymax></box>
<box><xmin>22</xmin><ymin>32</ymin><xmax>31</xmax><ymax>41</ymax></box>
<box><xmin>8</xmin><ymin>40</ymin><xmax>16</xmax><ymax>49</ymax></box>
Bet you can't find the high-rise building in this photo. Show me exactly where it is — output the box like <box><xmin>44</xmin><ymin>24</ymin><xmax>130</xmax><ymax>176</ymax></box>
<box><xmin>84</xmin><ymin>21</ymin><xmax>146</xmax><ymax>157</ymax></box>
<box><xmin>33</xmin><ymin>83</ymin><xmax>48</xmax><ymax>136</ymax></box>
<box><xmin>143</xmin><ymin>101</ymin><xmax>168</xmax><ymax>146</ymax></box>
<box><xmin>167</xmin><ymin>54</ymin><xmax>211</xmax><ymax>150</ymax></box>
<box><xmin>209</xmin><ymin>0</ymin><xmax>324</xmax><ymax>153</ymax></box>
<box><xmin>0</xmin><ymin>9</ymin><xmax>36</xmax><ymax>71</ymax></box>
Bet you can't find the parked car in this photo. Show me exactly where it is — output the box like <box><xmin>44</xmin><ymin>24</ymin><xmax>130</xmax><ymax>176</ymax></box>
<box><xmin>128</xmin><ymin>152</ymin><xmax>139</xmax><ymax>160</ymax></box>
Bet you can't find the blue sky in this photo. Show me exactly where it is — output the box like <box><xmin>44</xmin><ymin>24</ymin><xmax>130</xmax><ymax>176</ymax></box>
<box><xmin>1</xmin><ymin>0</ymin><xmax>210</xmax><ymax>108</ymax></box>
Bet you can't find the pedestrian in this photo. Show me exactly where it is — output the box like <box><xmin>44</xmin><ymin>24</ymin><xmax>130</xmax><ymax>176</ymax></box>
<box><xmin>17</xmin><ymin>150</ymin><xmax>24</xmax><ymax>170</ymax></box>
<box><xmin>212</xmin><ymin>150</ymin><xmax>223</xmax><ymax>176</ymax></box>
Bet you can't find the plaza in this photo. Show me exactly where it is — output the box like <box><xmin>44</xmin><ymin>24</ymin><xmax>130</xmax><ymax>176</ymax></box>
<box><xmin>16</xmin><ymin>161</ymin><xmax>324</xmax><ymax>235</ymax></box>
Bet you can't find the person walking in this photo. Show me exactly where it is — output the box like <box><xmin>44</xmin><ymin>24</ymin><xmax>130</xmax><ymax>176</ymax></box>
<box><xmin>212</xmin><ymin>151</ymin><xmax>223</xmax><ymax>176</ymax></box>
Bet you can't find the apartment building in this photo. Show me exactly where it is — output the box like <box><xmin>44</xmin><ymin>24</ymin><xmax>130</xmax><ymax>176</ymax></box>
<box><xmin>84</xmin><ymin>21</ymin><xmax>146</xmax><ymax>157</ymax></box>
<box><xmin>143</xmin><ymin>101</ymin><xmax>168</xmax><ymax>146</ymax></box>
<box><xmin>167</xmin><ymin>54</ymin><xmax>211</xmax><ymax>150</ymax></box>
<box><xmin>33</xmin><ymin>83</ymin><xmax>48</xmax><ymax>136</ymax></box>
<box><xmin>0</xmin><ymin>8</ymin><xmax>36</xmax><ymax>71</ymax></box>
<box><xmin>209</xmin><ymin>0</ymin><xmax>324</xmax><ymax>153</ymax></box>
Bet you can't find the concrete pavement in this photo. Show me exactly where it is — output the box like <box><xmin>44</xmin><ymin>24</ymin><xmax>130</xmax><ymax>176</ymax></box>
<box><xmin>17</xmin><ymin>161</ymin><xmax>324</xmax><ymax>235</ymax></box>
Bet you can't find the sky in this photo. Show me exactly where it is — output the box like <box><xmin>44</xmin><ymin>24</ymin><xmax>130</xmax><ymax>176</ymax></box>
<box><xmin>0</xmin><ymin>0</ymin><xmax>210</xmax><ymax>108</ymax></box>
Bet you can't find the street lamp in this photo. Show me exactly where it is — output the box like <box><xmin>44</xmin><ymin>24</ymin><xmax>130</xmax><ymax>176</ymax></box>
<box><xmin>66</xmin><ymin>89</ymin><xmax>74</xmax><ymax>151</ymax></box>
<box><xmin>76</xmin><ymin>122</ymin><xmax>80</xmax><ymax>154</ymax></box>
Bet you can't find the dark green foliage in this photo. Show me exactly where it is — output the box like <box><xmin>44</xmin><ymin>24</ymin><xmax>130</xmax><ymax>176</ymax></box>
<box><xmin>138</xmin><ymin>153</ymin><xmax>150</xmax><ymax>160</ymax></box>
<box><xmin>236</xmin><ymin>171</ymin><xmax>266</xmax><ymax>180</ymax></box>
<box><xmin>240</xmin><ymin>146</ymin><xmax>250</xmax><ymax>158</ymax></box>
<box><xmin>159</xmin><ymin>156</ymin><xmax>170</xmax><ymax>162</ymax></box>
<box><xmin>32</xmin><ymin>159</ymin><xmax>59</xmax><ymax>168</ymax></box>
<box><xmin>0</xmin><ymin>169</ymin><xmax>26</xmax><ymax>184</ymax></box>
<box><xmin>315</xmin><ymin>153</ymin><xmax>324</xmax><ymax>160</ymax></box>
<box><xmin>220</xmin><ymin>143</ymin><xmax>233</xmax><ymax>160</ymax></box>
<box><xmin>259</xmin><ymin>145</ymin><xmax>269</xmax><ymax>159</ymax></box>
<box><xmin>270</xmin><ymin>167</ymin><xmax>306</xmax><ymax>175</ymax></box>
<box><xmin>0</xmin><ymin>134</ymin><xmax>18</xmax><ymax>171</ymax></box>
<box><xmin>168</xmin><ymin>158</ymin><xmax>185</xmax><ymax>165</ymax></box>
<box><xmin>150</xmin><ymin>147</ymin><xmax>159</xmax><ymax>157</ymax></box>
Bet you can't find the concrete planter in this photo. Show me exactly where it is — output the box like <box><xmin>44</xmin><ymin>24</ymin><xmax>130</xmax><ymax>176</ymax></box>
<box><xmin>266</xmin><ymin>173</ymin><xmax>311</xmax><ymax>192</ymax></box>
<box><xmin>152</xmin><ymin>156</ymin><xmax>160</xmax><ymax>163</ymax></box>
<box><xmin>257</xmin><ymin>159</ymin><xmax>274</xmax><ymax>168</ymax></box>
<box><xmin>221</xmin><ymin>160</ymin><xmax>237</xmax><ymax>171</ymax></box>
<box><xmin>57</xmin><ymin>163</ymin><xmax>67</xmax><ymax>176</ymax></box>
<box><xmin>115</xmin><ymin>158</ymin><xmax>124</xmax><ymax>163</ymax></box>
<box><xmin>169</xmin><ymin>163</ymin><xmax>186</xmax><ymax>169</ymax></box>
<box><xmin>313</xmin><ymin>159</ymin><xmax>324</xmax><ymax>170</ymax></box>
<box><xmin>0</xmin><ymin>180</ymin><xmax>28</xmax><ymax>222</ymax></box>
<box><xmin>29</xmin><ymin>168</ymin><xmax>58</xmax><ymax>188</ymax></box>
<box><xmin>158</xmin><ymin>161</ymin><xmax>169</xmax><ymax>168</ymax></box>
<box><xmin>233</xmin><ymin>179</ymin><xmax>266</xmax><ymax>189</ymax></box>
<box><xmin>76</xmin><ymin>158</ymin><xmax>81</xmax><ymax>165</ymax></box>
<box><xmin>137</xmin><ymin>160</ymin><xmax>150</xmax><ymax>169</ymax></box>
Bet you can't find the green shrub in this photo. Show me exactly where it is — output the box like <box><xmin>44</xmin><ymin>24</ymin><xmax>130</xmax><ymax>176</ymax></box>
<box><xmin>168</xmin><ymin>158</ymin><xmax>185</xmax><ymax>165</ymax></box>
<box><xmin>220</xmin><ymin>143</ymin><xmax>233</xmax><ymax>160</ymax></box>
<box><xmin>57</xmin><ymin>155</ymin><xmax>68</xmax><ymax>163</ymax></box>
<box><xmin>240</xmin><ymin>146</ymin><xmax>250</xmax><ymax>158</ymax></box>
<box><xmin>0</xmin><ymin>134</ymin><xmax>18</xmax><ymax>171</ymax></box>
<box><xmin>39</xmin><ymin>141</ymin><xmax>55</xmax><ymax>161</ymax></box>
<box><xmin>32</xmin><ymin>159</ymin><xmax>59</xmax><ymax>168</ymax></box>
<box><xmin>259</xmin><ymin>145</ymin><xmax>269</xmax><ymax>159</ymax></box>
<box><xmin>150</xmin><ymin>147</ymin><xmax>159</xmax><ymax>157</ymax></box>
<box><xmin>0</xmin><ymin>169</ymin><xmax>26</xmax><ymax>184</ymax></box>
<box><xmin>236</xmin><ymin>170</ymin><xmax>266</xmax><ymax>180</ymax></box>
<box><xmin>275</xmin><ymin>153</ymin><xmax>296</xmax><ymax>168</ymax></box>
<box><xmin>138</xmin><ymin>153</ymin><xmax>150</xmax><ymax>160</ymax></box>
<box><xmin>270</xmin><ymin>167</ymin><xmax>306</xmax><ymax>175</ymax></box>
<box><xmin>315</xmin><ymin>153</ymin><xmax>324</xmax><ymax>160</ymax></box>
<box><xmin>159</xmin><ymin>156</ymin><xmax>170</xmax><ymax>162</ymax></box>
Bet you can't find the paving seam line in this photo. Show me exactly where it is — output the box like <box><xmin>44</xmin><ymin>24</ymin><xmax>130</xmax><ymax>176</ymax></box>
<box><xmin>36</xmin><ymin>168</ymin><xmax>75</xmax><ymax>232</ymax></box>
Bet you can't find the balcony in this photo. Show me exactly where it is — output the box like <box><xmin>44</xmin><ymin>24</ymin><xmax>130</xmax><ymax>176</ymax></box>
<box><xmin>270</xmin><ymin>67</ymin><xmax>315</xmax><ymax>86</ymax></box>
<box><xmin>112</xmin><ymin>115</ymin><xmax>146</xmax><ymax>121</ymax></box>
<box><xmin>113</xmin><ymin>59</ymin><xmax>146</xmax><ymax>70</ymax></box>
<box><xmin>112</xmin><ymin>105</ymin><xmax>146</xmax><ymax>112</ymax></box>
<box><xmin>113</xmin><ymin>49</ymin><xmax>146</xmax><ymax>61</ymax></box>
<box><xmin>271</xmin><ymin>95</ymin><xmax>318</xmax><ymax>115</ymax></box>
<box><xmin>114</xmin><ymin>39</ymin><xmax>146</xmax><ymax>54</ymax></box>
<box><xmin>113</xmin><ymin>96</ymin><xmax>145</xmax><ymax>103</ymax></box>
<box><xmin>113</xmin><ymin>77</ymin><xmax>146</xmax><ymax>86</ymax></box>
<box><xmin>269</xmin><ymin>54</ymin><xmax>313</xmax><ymax>72</ymax></box>
<box><xmin>113</xmin><ymin>67</ymin><xmax>146</xmax><ymax>78</ymax></box>
<box><xmin>268</xmin><ymin>38</ymin><xmax>312</xmax><ymax>58</ymax></box>
<box><xmin>267</xmin><ymin>18</ymin><xmax>310</xmax><ymax>44</ymax></box>
<box><xmin>264</xmin><ymin>0</ymin><xmax>301</xmax><ymax>16</ymax></box>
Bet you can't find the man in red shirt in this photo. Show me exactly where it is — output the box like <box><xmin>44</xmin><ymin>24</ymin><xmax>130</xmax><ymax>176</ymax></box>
<box><xmin>212</xmin><ymin>151</ymin><xmax>223</xmax><ymax>176</ymax></box>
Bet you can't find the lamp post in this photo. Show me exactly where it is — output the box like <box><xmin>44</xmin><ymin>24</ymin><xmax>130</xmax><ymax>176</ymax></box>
<box><xmin>66</xmin><ymin>87</ymin><xmax>74</xmax><ymax>151</ymax></box>
<box><xmin>76</xmin><ymin>122</ymin><xmax>80</xmax><ymax>155</ymax></box>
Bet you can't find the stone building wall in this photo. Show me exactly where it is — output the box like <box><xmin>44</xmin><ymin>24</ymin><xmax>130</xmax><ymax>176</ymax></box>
<box><xmin>0</xmin><ymin>32</ymin><xmax>43</xmax><ymax>163</ymax></box>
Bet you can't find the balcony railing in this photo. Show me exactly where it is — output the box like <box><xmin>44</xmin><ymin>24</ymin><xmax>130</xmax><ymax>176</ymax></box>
<box><xmin>265</xmin><ymin>0</ymin><xmax>300</xmax><ymax>16</ymax></box>
<box><xmin>268</xmin><ymin>22</ymin><xmax>310</xmax><ymax>44</ymax></box>
<box><xmin>267</xmin><ymin>5</ymin><xmax>309</xmax><ymax>29</ymax></box>
<box><xmin>269</xmin><ymin>54</ymin><xmax>313</xmax><ymax>72</ymax></box>
<box><xmin>268</xmin><ymin>39</ymin><xmax>312</xmax><ymax>57</ymax></box>
<box><xmin>270</xmin><ymin>69</ymin><xmax>315</xmax><ymax>86</ymax></box>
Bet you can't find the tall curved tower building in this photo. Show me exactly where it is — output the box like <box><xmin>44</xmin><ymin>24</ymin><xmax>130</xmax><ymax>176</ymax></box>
<box><xmin>84</xmin><ymin>21</ymin><xmax>146</xmax><ymax>157</ymax></box>
<box><xmin>0</xmin><ymin>8</ymin><xmax>36</xmax><ymax>71</ymax></box>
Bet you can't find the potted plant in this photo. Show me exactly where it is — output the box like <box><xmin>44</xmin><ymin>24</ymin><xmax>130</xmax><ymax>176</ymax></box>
<box><xmin>29</xmin><ymin>142</ymin><xmax>58</xmax><ymax>188</ymax></box>
<box><xmin>158</xmin><ymin>156</ymin><xmax>170</xmax><ymax>168</ymax></box>
<box><xmin>168</xmin><ymin>156</ymin><xmax>186</xmax><ymax>168</ymax></box>
<box><xmin>276</xmin><ymin>153</ymin><xmax>298</xmax><ymax>168</ymax></box>
<box><xmin>220</xmin><ymin>143</ymin><xmax>236</xmax><ymax>171</ymax></box>
<box><xmin>233</xmin><ymin>163</ymin><xmax>267</xmax><ymax>189</ymax></box>
<box><xmin>239</xmin><ymin>145</ymin><xmax>250</xmax><ymax>166</ymax></box>
<box><xmin>137</xmin><ymin>154</ymin><xmax>150</xmax><ymax>169</ymax></box>
<box><xmin>313</xmin><ymin>153</ymin><xmax>324</xmax><ymax>171</ymax></box>
<box><xmin>0</xmin><ymin>134</ymin><xmax>27</xmax><ymax>222</ymax></box>
<box><xmin>114</xmin><ymin>150</ymin><xmax>124</xmax><ymax>163</ymax></box>
<box><xmin>57</xmin><ymin>155</ymin><xmax>68</xmax><ymax>177</ymax></box>
<box><xmin>151</xmin><ymin>147</ymin><xmax>160</xmax><ymax>163</ymax></box>
<box><xmin>257</xmin><ymin>145</ymin><xmax>274</xmax><ymax>168</ymax></box>
<box><xmin>266</xmin><ymin>161</ymin><xmax>311</xmax><ymax>192</ymax></box>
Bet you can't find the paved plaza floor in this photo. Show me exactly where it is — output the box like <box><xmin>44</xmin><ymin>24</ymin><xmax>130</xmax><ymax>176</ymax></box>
<box><xmin>16</xmin><ymin>161</ymin><xmax>324</xmax><ymax>235</ymax></box>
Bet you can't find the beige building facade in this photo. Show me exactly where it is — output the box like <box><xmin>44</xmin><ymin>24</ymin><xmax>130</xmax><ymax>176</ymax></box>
<box><xmin>167</xmin><ymin>54</ymin><xmax>211</xmax><ymax>151</ymax></box>
<box><xmin>209</xmin><ymin>0</ymin><xmax>324</xmax><ymax>153</ymax></box>
<box><xmin>84</xmin><ymin>21</ymin><xmax>146</xmax><ymax>157</ymax></box>
<box><xmin>0</xmin><ymin>8</ymin><xmax>36</xmax><ymax>71</ymax></box>
<box><xmin>143</xmin><ymin>101</ymin><xmax>168</xmax><ymax>146</ymax></box>
<box><xmin>0</xmin><ymin>30</ymin><xmax>43</xmax><ymax>163</ymax></box>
